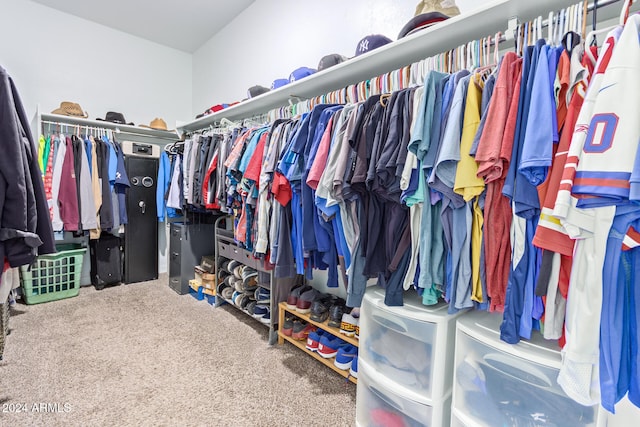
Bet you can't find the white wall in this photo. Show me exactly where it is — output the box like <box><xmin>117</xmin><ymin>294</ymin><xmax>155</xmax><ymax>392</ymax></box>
<box><xmin>192</xmin><ymin>0</ymin><xmax>486</xmax><ymax>114</ymax></box>
<box><xmin>1</xmin><ymin>0</ymin><xmax>192</xmax><ymax>129</ymax></box>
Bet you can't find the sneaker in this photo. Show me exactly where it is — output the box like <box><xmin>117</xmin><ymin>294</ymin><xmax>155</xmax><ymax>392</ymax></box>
<box><xmin>253</xmin><ymin>304</ymin><xmax>269</xmax><ymax>319</ymax></box>
<box><xmin>328</xmin><ymin>302</ymin><xmax>346</xmax><ymax>328</ymax></box>
<box><xmin>231</xmin><ymin>290</ymin><xmax>242</xmax><ymax>305</ymax></box>
<box><xmin>221</xmin><ymin>287</ymin><xmax>234</xmax><ymax>301</ymax></box>
<box><xmin>233</xmin><ymin>278</ymin><xmax>246</xmax><ymax>292</ymax></box>
<box><xmin>241</xmin><ymin>266</ymin><xmax>258</xmax><ymax>281</ymax></box>
<box><xmin>259</xmin><ymin>308</ymin><xmax>271</xmax><ymax>325</ymax></box>
<box><xmin>254</xmin><ymin>287</ymin><xmax>270</xmax><ymax>304</ymax></box>
<box><xmin>286</xmin><ymin>285</ymin><xmax>311</xmax><ymax>309</ymax></box>
<box><xmin>317</xmin><ymin>335</ymin><xmax>348</xmax><ymax>359</ymax></box>
<box><xmin>296</xmin><ymin>288</ymin><xmax>320</xmax><ymax>314</ymax></box>
<box><xmin>339</xmin><ymin>312</ymin><xmax>358</xmax><ymax>337</ymax></box>
<box><xmin>220</xmin><ymin>259</ymin><xmax>231</xmax><ymax>274</ymax></box>
<box><xmin>239</xmin><ymin>294</ymin><xmax>252</xmax><ymax>310</ymax></box>
<box><xmin>224</xmin><ymin>275</ymin><xmax>236</xmax><ymax>287</ymax></box>
<box><xmin>309</xmin><ymin>299</ymin><xmax>330</xmax><ymax>323</ymax></box>
<box><xmin>282</xmin><ymin>316</ymin><xmax>294</xmax><ymax>336</ymax></box>
<box><xmin>227</xmin><ymin>260</ymin><xmax>242</xmax><ymax>275</ymax></box>
<box><xmin>292</xmin><ymin>321</ymin><xmax>316</xmax><ymax>340</ymax></box>
<box><xmin>233</xmin><ymin>265</ymin><xmax>244</xmax><ymax>280</ymax></box>
<box><xmin>334</xmin><ymin>345</ymin><xmax>358</xmax><ymax>370</ymax></box>
<box><xmin>216</xmin><ymin>281</ymin><xmax>229</xmax><ymax>296</ymax></box>
<box><xmin>240</xmin><ymin>278</ymin><xmax>258</xmax><ymax>293</ymax></box>
<box><xmin>351</xmin><ymin>307</ymin><xmax>360</xmax><ymax>339</ymax></box>
<box><xmin>246</xmin><ymin>300</ymin><xmax>257</xmax><ymax>316</ymax></box>
<box><xmin>349</xmin><ymin>354</ymin><xmax>358</xmax><ymax>378</ymax></box>
<box><xmin>306</xmin><ymin>329</ymin><xmax>330</xmax><ymax>352</ymax></box>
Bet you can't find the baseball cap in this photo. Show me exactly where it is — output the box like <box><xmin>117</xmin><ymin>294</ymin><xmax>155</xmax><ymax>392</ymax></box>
<box><xmin>271</xmin><ymin>78</ymin><xmax>289</xmax><ymax>90</ymax></box>
<box><xmin>318</xmin><ymin>53</ymin><xmax>348</xmax><ymax>71</ymax></box>
<box><xmin>355</xmin><ymin>34</ymin><xmax>393</xmax><ymax>57</ymax></box>
<box><xmin>289</xmin><ymin>67</ymin><xmax>316</xmax><ymax>83</ymax></box>
<box><xmin>398</xmin><ymin>0</ymin><xmax>460</xmax><ymax>39</ymax></box>
<box><xmin>247</xmin><ymin>85</ymin><xmax>270</xmax><ymax>98</ymax></box>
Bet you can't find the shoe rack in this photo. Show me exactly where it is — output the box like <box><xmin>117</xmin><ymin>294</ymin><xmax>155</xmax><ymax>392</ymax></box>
<box><xmin>214</xmin><ymin>216</ymin><xmax>298</xmax><ymax>344</ymax></box>
<box><xmin>277</xmin><ymin>302</ymin><xmax>358</xmax><ymax>385</ymax></box>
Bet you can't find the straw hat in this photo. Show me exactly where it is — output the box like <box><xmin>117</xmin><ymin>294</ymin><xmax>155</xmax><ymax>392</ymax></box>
<box><xmin>140</xmin><ymin>118</ymin><xmax>173</xmax><ymax>132</ymax></box>
<box><xmin>414</xmin><ymin>0</ymin><xmax>460</xmax><ymax>17</ymax></box>
<box><xmin>51</xmin><ymin>101</ymin><xmax>88</xmax><ymax>118</ymax></box>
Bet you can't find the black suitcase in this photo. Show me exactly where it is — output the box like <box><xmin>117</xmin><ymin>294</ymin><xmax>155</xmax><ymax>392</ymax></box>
<box><xmin>90</xmin><ymin>233</ymin><xmax>122</xmax><ymax>290</ymax></box>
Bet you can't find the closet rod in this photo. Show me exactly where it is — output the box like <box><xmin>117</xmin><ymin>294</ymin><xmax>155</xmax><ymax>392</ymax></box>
<box><xmin>297</xmin><ymin>0</ymin><xmax>626</xmax><ymax>111</ymax></box>
<box><xmin>499</xmin><ymin>0</ymin><xmax>622</xmax><ymax>44</ymax></box>
<box><xmin>41</xmin><ymin>120</ymin><xmax>179</xmax><ymax>140</ymax></box>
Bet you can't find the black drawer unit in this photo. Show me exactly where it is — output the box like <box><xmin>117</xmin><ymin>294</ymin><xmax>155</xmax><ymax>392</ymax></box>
<box><xmin>168</xmin><ymin>222</ymin><xmax>216</xmax><ymax>295</ymax></box>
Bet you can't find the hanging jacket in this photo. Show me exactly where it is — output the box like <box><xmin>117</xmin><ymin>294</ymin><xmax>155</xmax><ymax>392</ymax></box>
<box><xmin>77</xmin><ymin>136</ymin><xmax>97</xmax><ymax>230</ymax></box>
<box><xmin>59</xmin><ymin>137</ymin><xmax>80</xmax><ymax>232</ymax></box>
<box><xmin>0</xmin><ymin>66</ymin><xmax>55</xmax><ymax>266</ymax></box>
<box><xmin>51</xmin><ymin>135</ymin><xmax>67</xmax><ymax>231</ymax></box>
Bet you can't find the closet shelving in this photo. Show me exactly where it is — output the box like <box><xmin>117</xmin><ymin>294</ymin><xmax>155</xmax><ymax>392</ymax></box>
<box><xmin>36</xmin><ymin>111</ymin><xmax>180</xmax><ymax>145</ymax></box>
<box><xmin>215</xmin><ymin>226</ymin><xmax>272</xmax><ymax>326</ymax></box>
<box><xmin>177</xmin><ymin>0</ymin><xmax>618</xmax><ymax>132</ymax></box>
<box><xmin>277</xmin><ymin>302</ymin><xmax>359</xmax><ymax>385</ymax></box>
<box><xmin>214</xmin><ymin>217</ymin><xmax>299</xmax><ymax>344</ymax></box>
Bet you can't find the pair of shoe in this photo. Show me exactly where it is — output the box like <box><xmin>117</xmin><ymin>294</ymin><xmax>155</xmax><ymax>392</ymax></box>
<box><xmin>254</xmin><ymin>287</ymin><xmax>270</xmax><ymax>304</ymax></box>
<box><xmin>292</xmin><ymin>321</ymin><xmax>316</xmax><ymax>340</ymax></box>
<box><xmin>317</xmin><ymin>334</ymin><xmax>351</xmax><ymax>359</ymax></box>
<box><xmin>220</xmin><ymin>286</ymin><xmax>234</xmax><ymax>301</ymax></box>
<box><xmin>286</xmin><ymin>285</ymin><xmax>319</xmax><ymax>314</ymax></box>
<box><xmin>252</xmin><ymin>304</ymin><xmax>270</xmax><ymax>325</ymax></box>
<box><xmin>339</xmin><ymin>309</ymin><xmax>359</xmax><ymax>338</ymax></box>
<box><xmin>310</xmin><ymin>295</ymin><xmax>346</xmax><ymax>324</ymax></box>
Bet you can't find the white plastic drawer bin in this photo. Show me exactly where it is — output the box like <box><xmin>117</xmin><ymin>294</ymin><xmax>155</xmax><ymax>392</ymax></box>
<box><xmin>360</xmin><ymin>287</ymin><xmax>463</xmax><ymax>401</ymax></box>
<box><xmin>453</xmin><ymin>311</ymin><xmax>601</xmax><ymax>427</ymax></box>
<box><xmin>357</xmin><ymin>359</ymin><xmax>451</xmax><ymax>427</ymax></box>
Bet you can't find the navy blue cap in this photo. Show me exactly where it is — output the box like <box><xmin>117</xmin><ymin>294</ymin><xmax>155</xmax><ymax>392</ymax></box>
<box><xmin>271</xmin><ymin>78</ymin><xmax>289</xmax><ymax>89</ymax></box>
<box><xmin>289</xmin><ymin>67</ymin><xmax>316</xmax><ymax>83</ymax></box>
<box><xmin>355</xmin><ymin>34</ymin><xmax>393</xmax><ymax>56</ymax></box>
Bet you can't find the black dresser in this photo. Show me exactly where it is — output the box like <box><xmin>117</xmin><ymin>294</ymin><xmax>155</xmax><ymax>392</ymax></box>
<box><xmin>168</xmin><ymin>222</ymin><xmax>216</xmax><ymax>294</ymax></box>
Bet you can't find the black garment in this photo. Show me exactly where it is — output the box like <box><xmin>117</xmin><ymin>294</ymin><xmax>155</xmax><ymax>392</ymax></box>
<box><xmin>193</xmin><ymin>135</ymin><xmax>212</xmax><ymax>206</ymax></box>
<box><xmin>72</xmin><ymin>135</ymin><xmax>84</xmax><ymax>233</ymax></box>
<box><xmin>0</xmin><ymin>66</ymin><xmax>55</xmax><ymax>266</ymax></box>
<box><xmin>96</xmin><ymin>140</ymin><xmax>114</xmax><ymax>230</ymax></box>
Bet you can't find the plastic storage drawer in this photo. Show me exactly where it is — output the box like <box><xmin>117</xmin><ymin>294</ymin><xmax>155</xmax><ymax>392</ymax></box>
<box><xmin>357</xmin><ymin>359</ymin><xmax>451</xmax><ymax>427</ymax></box>
<box><xmin>360</xmin><ymin>287</ymin><xmax>463</xmax><ymax>402</ymax></box>
<box><xmin>453</xmin><ymin>311</ymin><xmax>602</xmax><ymax>427</ymax></box>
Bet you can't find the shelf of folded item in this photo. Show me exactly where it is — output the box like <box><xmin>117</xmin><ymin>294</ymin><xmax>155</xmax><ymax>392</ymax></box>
<box><xmin>277</xmin><ymin>331</ymin><xmax>357</xmax><ymax>385</ymax></box>
<box><xmin>278</xmin><ymin>302</ymin><xmax>359</xmax><ymax>348</ymax></box>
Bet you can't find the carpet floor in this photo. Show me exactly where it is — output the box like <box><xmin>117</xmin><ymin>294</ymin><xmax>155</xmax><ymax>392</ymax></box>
<box><xmin>0</xmin><ymin>278</ymin><xmax>356</xmax><ymax>426</ymax></box>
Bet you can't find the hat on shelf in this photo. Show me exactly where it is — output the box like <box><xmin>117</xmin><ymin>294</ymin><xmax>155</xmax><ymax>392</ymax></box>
<box><xmin>354</xmin><ymin>34</ymin><xmax>393</xmax><ymax>57</ymax></box>
<box><xmin>140</xmin><ymin>118</ymin><xmax>174</xmax><ymax>132</ymax></box>
<box><xmin>51</xmin><ymin>101</ymin><xmax>88</xmax><ymax>118</ymax></box>
<box><xmin>289</xmin><ymin>67</ymin><xmax>316</xmax><ymax>83</ymax></box>
<box><xmin>318</xmin><ymin>53</ymin><xmax>348</xmax><ymax>71</ymax></box>
<box><xmin>96</xmin><ymin>111</ymin><xmax>134</xmax><ymax>125</ymax></box>
<box><xmin>247</xmin><ymin>85</ymin><xmax>270</xmax><ymax>98</ymax></box>
<box><xmin>398</xmin><ymin>0</ymin><xmax>460</xmax><ymax>39</ymax></box>
<box><xmin>271</xmin><ymin>78</ymin><xmax>289</xmax><ymax>90</ymax></box>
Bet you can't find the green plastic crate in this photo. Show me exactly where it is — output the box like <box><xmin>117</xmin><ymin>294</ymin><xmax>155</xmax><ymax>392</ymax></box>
<box><xmin>20</xmin><ymin>248</ymin><xmax>86</xmax><ymax>304</ymax></box>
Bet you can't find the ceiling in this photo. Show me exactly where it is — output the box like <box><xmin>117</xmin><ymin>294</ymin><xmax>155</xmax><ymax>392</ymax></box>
<box><xmin>31</xmin><ymin>0</ymin><xmax>256</xmax><ymax>52</ymax></box>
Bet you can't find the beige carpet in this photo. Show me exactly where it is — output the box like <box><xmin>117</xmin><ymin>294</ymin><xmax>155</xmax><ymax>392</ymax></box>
<box><xmin>0</xmin><ymin>278</ymin><xmax>356</xmax><ymax>426</ymax></box>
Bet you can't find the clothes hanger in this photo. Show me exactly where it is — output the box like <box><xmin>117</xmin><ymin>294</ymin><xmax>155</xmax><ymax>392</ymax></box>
<box><xmin>620</xmin><ymin>0</ymin><xmax>633</xmax><ymax>25</ymax></box>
